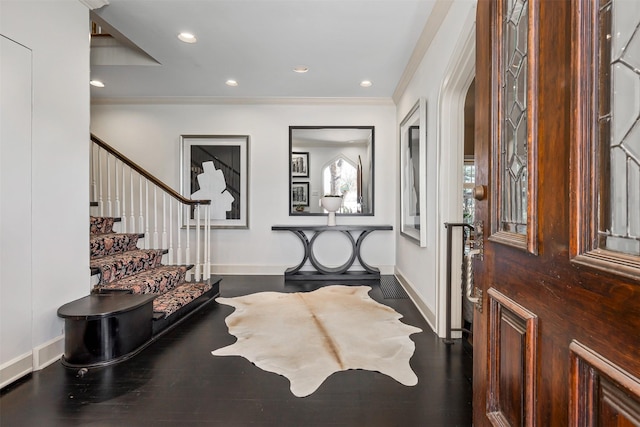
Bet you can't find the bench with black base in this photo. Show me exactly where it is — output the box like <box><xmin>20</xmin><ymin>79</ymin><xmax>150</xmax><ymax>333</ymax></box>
<box><xmin>57</xmin><ymin>216</ymin><xmax>221</xmax><ymax>368</ymax></box>
<box><xmin>58</xmin><ymin>293</ymin><xmax>156</xmax><ymax>368</ymax></box>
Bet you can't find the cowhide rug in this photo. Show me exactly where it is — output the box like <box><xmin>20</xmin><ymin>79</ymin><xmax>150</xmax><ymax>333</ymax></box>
<box><xmin>211</xmin><ymin>285</ymin><xmax>422</xmax><ymax>397</ymax></box>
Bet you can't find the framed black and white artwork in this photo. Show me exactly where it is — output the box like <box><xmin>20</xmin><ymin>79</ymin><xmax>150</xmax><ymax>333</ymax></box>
<box><xmin>291</xmin><ymin>182</ymin><xmax>310</xmax><ymax>207</ymax></box>
<box><xmin>399</xmin><ymin>99</ymin><xmax>427</xmax><ymax>246</ymax></box>
<box><xmin>291</xmin><ymin>152</ymin><xmax>309</xmax><ymax>178</ymax></box>
<box><xmin>180</xmin><ymin>135</ymin><xmax>249</xmax><ymax>229</ymax></box>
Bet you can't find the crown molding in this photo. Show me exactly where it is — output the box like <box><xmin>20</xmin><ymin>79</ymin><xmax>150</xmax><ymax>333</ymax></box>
<box><xmin>90</xmin><ymin>96</ymin><xmax>396</xmax><ymax>106</ymax></box>
<box><xmin>392</xmin><ymin>0</ymin><xmax>454</xmax><ymax>104</ymax></box>
<box><xmin>79</xmin><ymin>0</ymin><xmax>109</xmax><ymax>10</ymax></box>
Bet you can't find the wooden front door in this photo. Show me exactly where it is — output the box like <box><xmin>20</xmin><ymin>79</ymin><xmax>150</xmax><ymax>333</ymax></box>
<box><xmin>472</xmin><ymin>0</ymin><xmax>640</xmax><ymax>425</ymax></box>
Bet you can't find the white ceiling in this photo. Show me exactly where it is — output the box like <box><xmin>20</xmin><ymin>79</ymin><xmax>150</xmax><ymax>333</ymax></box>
<box><xmin>292</xmin><ymin>127</ymin><xmax>372</xmax><ymax>147</ymax></box>
<box><xmin>89</xmin><ymin>0</ymin><xmax>437</xmax><ymax>101</ymax></box>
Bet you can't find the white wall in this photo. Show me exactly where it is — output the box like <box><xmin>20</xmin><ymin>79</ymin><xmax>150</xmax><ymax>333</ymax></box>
<box><xmin>90</xmin><ymin>102</ymin><xmax>396</xmax><ymax>275</ymax></box>
<box><xmin>1</xmin><ymin>35</ymin><xmax>33</xmax><ymax>385</ymax></box>
<box><xmin>394</xmin><ymin>0</ymin><xmax>476</xmax><ymax>334</ymax></box>
<box><xmin>0</xmin><ymin>0</ymin><xmax>90</xmax><ymax>382</ymax></box>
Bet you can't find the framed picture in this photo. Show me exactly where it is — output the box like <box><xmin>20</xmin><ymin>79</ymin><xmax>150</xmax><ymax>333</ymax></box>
<box><xmin>291</xmin><ymin>152</ymin><xmax>309</xmax><ymax>177</ymax></box>
<box><xmin>180</xmin><ymin>135</ymin><xmax>249</xmax><ymax>229</ymax></box>
<box><xmin>399</xmin><ymin>99</ymin><xmax>427</xmax><ymax>246</ymax></box>
<box><xmin>291</xmin><ymin>182</ymin><xmax>310</xmax><ymax>207</ymax></box>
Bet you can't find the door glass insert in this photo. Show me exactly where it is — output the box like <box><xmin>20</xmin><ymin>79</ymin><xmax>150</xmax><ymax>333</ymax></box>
<box><xmin>500</xmin><ymin>0</ymin><xmax>529</xmax><ymax>235</ymax></box>
<box><xmin>599</xmin><ymin>0</ymin><xmax>640</xmax><ymax>256</ymax></box>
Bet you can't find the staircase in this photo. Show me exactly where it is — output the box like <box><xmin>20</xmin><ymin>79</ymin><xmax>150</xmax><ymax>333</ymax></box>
<box><xmin>56</xmin><ymin>135</ymin><xmax>222</xmax><ymax>368</ymax></box>
<box><xmin>90</xmin><ymin>215</ymin><xmax>220</xmax><ymax>335</ymax></box>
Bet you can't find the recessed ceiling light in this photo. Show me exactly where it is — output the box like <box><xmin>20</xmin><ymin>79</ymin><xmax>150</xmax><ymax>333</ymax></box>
<box><xmin>226</xmin><ymin>79</ymin><xmax>238</xmax><ymax>87</ymax></box>
<box><xmin>293</xmin><ymin>66</ymin><xmax>309</xmax><ymax>73</ymax></box>
<box><xmin>360</xmin><ymin>80</ymin><xmax>373</xmax><ymax>88</ymax></box>
<box><xmin>178</xmin><ymin>32</ymin><xmax>197</xmax><ymax>43</ymax></box>
<box><xmin>90</xmin><ymin>80</ymin><xmax>105</xmax><ymax>88</ymax></box>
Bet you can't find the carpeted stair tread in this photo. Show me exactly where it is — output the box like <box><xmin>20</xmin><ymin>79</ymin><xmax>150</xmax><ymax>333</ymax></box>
<box><xmin>153</xmin><ymin>281</ymin><xmax>213</xmax><ymax>319</ymax></box>
<box><xmin>86</xmin><ymin>215</ymin><xmax>220</xmax><ymax>340</ymax></box>
<box><xmin>97</xmin><ymin>265</ymin><xmax>189</xmax><ymax>295</ymax></box>
<box><xmin>90</xmin><ymin>216</ymin><xmax>121</xmax><ymax>235</ymax></box>
<box><xmin>90</xmin><ymin>232</ymin><xmax>140</xmax><ymax>258</ymax></box>
<box><xmin>90</xmin><ymin>249</ymin><xmax>166</xmax><ymax>284</ymax></box>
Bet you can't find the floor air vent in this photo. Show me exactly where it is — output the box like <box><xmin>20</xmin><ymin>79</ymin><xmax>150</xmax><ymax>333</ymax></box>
<box><xmin>380</xmin><ymin>275</ymin><xmax>409</xmax><ymax>299</ymax></box>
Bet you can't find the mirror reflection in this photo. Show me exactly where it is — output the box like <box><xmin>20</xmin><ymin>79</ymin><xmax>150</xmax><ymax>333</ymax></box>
<box><xmin>289</xmin><ymin>126</ymin><xmax>374</xmax><ymax>216</ymax></box>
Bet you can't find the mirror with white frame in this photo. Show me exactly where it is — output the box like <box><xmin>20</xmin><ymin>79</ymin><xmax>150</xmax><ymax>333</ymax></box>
<box><xmin>289</xmin><ymin>126</ymin><xmax>374</xmax><ymax>216</ymax></box>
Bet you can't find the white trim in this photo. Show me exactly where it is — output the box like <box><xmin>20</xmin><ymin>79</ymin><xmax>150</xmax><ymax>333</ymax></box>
<box><xmin>211</xmin><ymin>264</ymin><xmax>395</xmax><ymax>275</ymax></box>
<box><xmin>32</xmin><ymin>335</ymin><xmax>64</xmax><ymax>371</ymax></box>
<box><xmin>434</xmin><ymin>4</ymin><xmax>477</xmax><ymax>338</ymax></box>
<box><xmin>91</xmin><ymin>97</ymin><xmax>395</xmax><ymax>106</ymax></box>
<box><xmin>392</xmin><ymin>0</ymin><xmax>454</xmax><ymax>104</ymax></box>
<box><xmin>212</xmin><ymin>265</ymin><xmax>288</xmax><ymax>275</ymax></box>
<box><xmin>394</xmin><ymin>268</ymin><xmax>437</xmax><ymax>332</ymax></box>
<box><xmin>79</xmin><ymin>0</ymin><xmax>109</xmax><ymax>10</ymax></box>
<box><xmin>0</xmin><ymin>351</ymin><xmax>32</xmax><ymax>389</ymax></box>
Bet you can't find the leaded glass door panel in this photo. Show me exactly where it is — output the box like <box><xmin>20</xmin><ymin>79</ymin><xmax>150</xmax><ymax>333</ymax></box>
<box><xmin>472</xmin><ymin>0</ymin><xmax>640</xmax><ymax>425</ymax></box>
<box><xmin>490</xmin><ymin>0</ymin><xmax>539</xmax><ymax>254</ymax></box>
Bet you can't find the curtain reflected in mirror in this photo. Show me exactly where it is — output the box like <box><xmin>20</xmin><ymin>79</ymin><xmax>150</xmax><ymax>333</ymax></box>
<box><xmin>289</xmin><ymin>126</ymin><xmax>374</xmax><ymax>216</ymax></box>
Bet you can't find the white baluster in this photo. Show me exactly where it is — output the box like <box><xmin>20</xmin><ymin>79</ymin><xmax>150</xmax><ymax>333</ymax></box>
<box><xmin>162</xmin><ymin>193</ymin><xmax>168</xmax><ymax>250</ymax></box>
<box><xmin>90</xmin><ymin>142</ymin><xmax>97</xmax><ymax>206</ymax></box>
<box><xmin>129</xmin><ymin>168</ymin><xmax>135</xmax><ymax>233</ymax></box>
<box><xmin>186</xmin><ymin>204</ymin><xmax>191</xmax><ymax>281</ymax></box>
<box><xmin>153</xmin><ymin>186</ymin><xmax>159</xmax><ymax>249</ymax></box>
<box><xmin>119</xmin><ymin>162</ymin><xmax>126</xmax><ymax>231</ymax></box>
<box><xmin>204</xmin><ymin>204</ymin><xmax>211</xmax><ymax>280</ymax></box>
<box><xmin>114</xmin><ymin>157</ymin><xmax>120</xmax><ymax>219</ymax></box>
<box><xmin>145</xmin><ymin>180</ymin><xmax>150</xmax><ymax>249</ymax></box>
<box><xmin>168</xmin><ymin>197</ymin><xmax>174</xmax><ymax>264</ymax></box>
<box><xmin>177</xmin><ymin>202</ymin><xmax>183</xmax><ymax>265</ymax></box>
<box><xmin>138</xmin><ymin>174</ymin><xmax>144</xmax><ymax>236</ymax></box>
<box><xmin>195</xmin><ymin>204</ymin><xmax>201</xmax><ymax>281</ymax></box>
<box><xmin>97</xmin><ymin>147</ymin><xmax>104</xmax><ymax>216</ymax></box>
<box><xmin>106</xmin><ymin>155</ymin><xmax>112</xmax><ymax>217</ymax></box>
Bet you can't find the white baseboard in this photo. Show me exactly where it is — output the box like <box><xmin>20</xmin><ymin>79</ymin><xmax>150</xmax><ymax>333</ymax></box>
<box><xmin>210</xmin><ymin>264</ymin><xmax>395</xmax><ymax>276</ymax></box>
<box><xmin>394</xmin><ymin>268</ymin><xmax>437</xmax><ymax>333</ymax></box>
<box><xmin>378</xmin><ymin>265</ymin><xmax>395</xmax><ymax>275</ymax></box>
<box><xmin>211</xmin><ymin>264</ymin><xmax>287</xmax><ymax>275</ymax></box>
<box><xmin>0</xmin><ymin>351</ymin><xmax>32</xmax><ymax>389</ymax></box>
<box><xmin>33</xmin><ymin>335</ymin><xmax>64</xmax><ymax>370</ymax></box>
<box><xmin>0</xmin><ymin>335</ymin><xmax>65</xmax><ymax>389</ymax></box>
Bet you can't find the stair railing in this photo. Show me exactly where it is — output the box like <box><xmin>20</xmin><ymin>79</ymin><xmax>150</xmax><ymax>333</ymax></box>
<box><xmin>443</xmin><ymin>222</ymin><xmax>475</xmax><ymax>344</ymax></box>
<box><xmin>90</xmin><ymin>134</ymin><xmax>211</xmax><ymax>282</ymax></box>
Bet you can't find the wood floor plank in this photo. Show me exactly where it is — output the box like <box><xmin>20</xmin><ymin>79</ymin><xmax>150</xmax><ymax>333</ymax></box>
<box><xmin>0</xmin><ymin>275</ymin><xmax>472</xmax><ymax>426</ymax></box>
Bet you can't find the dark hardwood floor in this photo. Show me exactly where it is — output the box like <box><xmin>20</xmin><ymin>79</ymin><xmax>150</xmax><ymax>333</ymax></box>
<box><xmin>0</xmin><ymin>275</ymin><xmax>472</xmax><ymax>426</ymax></box>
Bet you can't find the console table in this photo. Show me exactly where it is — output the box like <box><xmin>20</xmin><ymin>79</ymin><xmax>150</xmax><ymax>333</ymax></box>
<box><xmin>271</xmin><ymin>225</ymin><xmax>393</xmax><ymax>280</ymax></box>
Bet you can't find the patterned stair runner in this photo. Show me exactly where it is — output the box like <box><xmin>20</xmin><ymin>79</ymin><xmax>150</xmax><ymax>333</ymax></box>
<box><xmin>90</xmin><ymin>232</ymin><xmax>141</xmax><ymax>258</ymax></box>
<box><xmin>90</xmin><ymin>248</ymin><xmax>165</xmax><ymax>284</ymax></box>
<box><xmin>90</xmin><ymin>216</ymin><xmax>213</xmax><ymax>319</ymax></box>
<box><xmin>153</xmin><ymin>281</ymin><xmax>213</xmax><ymax>318</ymax></box>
